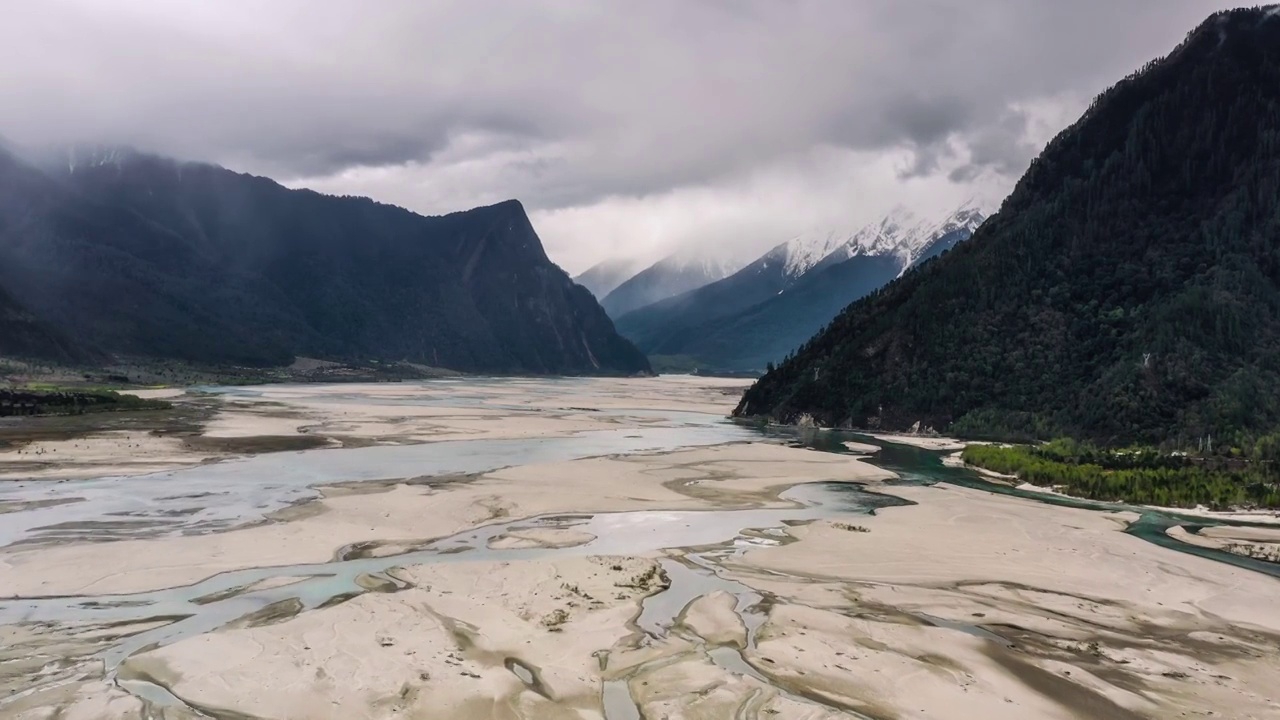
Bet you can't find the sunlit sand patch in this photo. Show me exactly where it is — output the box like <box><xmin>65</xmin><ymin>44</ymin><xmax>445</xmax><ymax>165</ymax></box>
<box><xmin>488</xmin><ymin>527</ymin><xmax>597</xmax><ymax>550</ymax></box>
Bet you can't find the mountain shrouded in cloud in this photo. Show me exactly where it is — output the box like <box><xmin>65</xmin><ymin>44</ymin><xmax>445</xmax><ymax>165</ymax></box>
<box><xmin>599</xmin><ymin>250</ymin><xmax>747</xmax><ymax>318</ymax></box>
<box><xmin>0</xmin><ymin>1</ymin><xmax>1245</xmax><ymax>271</ymax></box>
<box><xmin>574</xmin><ymin>259</ymin><xmax>644</xmax><ymax>300</ymax></box>
<box><xmin>0</xmin><ymin>145</ymin><xmax>650</xmax><ymax>374</ymax></box>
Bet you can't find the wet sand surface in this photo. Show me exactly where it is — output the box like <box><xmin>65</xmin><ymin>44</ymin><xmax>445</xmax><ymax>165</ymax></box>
<box><xmin>0</xmin><ymin>377</ymin><xmax>1277</xmax><ymax>719</ymax></box>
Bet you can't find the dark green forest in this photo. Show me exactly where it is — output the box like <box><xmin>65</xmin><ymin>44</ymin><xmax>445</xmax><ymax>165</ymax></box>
<box><xmin>737</xmin><ymin>8</ymin><xmax>1280</xmax><ymax>452</ymax></box>
<box><xmin>962</xmin><ymin>440</ymin><xmax>1280</xmax><ymax>509</ymax></box>
<box><xmin>0</xmin><ymin>285</ymin><xmax>93</xmax><ymax>365</ymax></box>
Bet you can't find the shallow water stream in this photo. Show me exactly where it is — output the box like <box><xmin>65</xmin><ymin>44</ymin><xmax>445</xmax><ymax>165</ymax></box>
<box><xmin>0</xmin><ymin>482</ymin><xmax>901</xmax><ymax>661</ymax></box>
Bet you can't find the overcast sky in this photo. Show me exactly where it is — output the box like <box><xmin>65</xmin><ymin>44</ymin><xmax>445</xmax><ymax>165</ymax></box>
<box><xmin>0</xmin><ymin>1</ymin><xmax>1240</xmax><ymax>273</ymax></box>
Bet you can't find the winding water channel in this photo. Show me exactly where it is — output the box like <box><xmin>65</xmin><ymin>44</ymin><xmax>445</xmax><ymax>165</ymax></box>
<box><xmin>0</xmin><ymin>385</ymin><xmax>1277</xmax><ymax>717</ymax></box>
<box><xmin>786</xmin><ymin>430</ymin><xmax>1280</xmax><ymax>581</ymax></box>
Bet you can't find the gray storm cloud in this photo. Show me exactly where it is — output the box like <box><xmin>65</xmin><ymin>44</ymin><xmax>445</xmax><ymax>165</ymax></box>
<box><xmin>0</xmin><ymin>0</ymin><xmax>1241</xmax><ymax>268</ymax></box>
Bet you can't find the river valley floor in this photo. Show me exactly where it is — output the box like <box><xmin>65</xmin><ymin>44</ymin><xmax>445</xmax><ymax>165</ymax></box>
<box><xmin>0</xmin><ymin>377</ymin><xmax>1277</xmax><ymax>719</ymax></box>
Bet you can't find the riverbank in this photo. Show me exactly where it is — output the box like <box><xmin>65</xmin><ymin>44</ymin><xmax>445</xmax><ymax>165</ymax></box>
<box><xmin>948</xmin><ymin>446</ymin><xmax>1280</xmax><ymax>531</ymax></box>
<box><xmin>1167</xmin><ymin>525</ymin><xmax>1280</xmax><ymax>562</ymax></box>
<box><xmin>1</xmin><ymin>377</ymin><xmax>1277</xmax><ymax>719</ymax></box>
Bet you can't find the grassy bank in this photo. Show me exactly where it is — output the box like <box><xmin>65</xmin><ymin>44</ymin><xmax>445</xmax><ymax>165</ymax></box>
<box><xmin>0</xmin><ymin>388</ymin><xmax>171</xmax><ymax>418</ymax></box>
<box><xmin>961</xmin><ymin>440</ymin><xmax>1280</xmax><ymax>510</ymax></box>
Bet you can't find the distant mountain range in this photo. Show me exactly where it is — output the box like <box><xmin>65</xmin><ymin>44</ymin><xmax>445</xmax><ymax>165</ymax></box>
<box><xmin>737</xmin><ymin>7</ymin><xmax>1280</xmax><ymax>446</ymax></box>
<box><xmin>612</xmin><ymin>201</ymin><xmax>987</xmax><ymax>371</ymax></box>
<box><xmin>0</xmin><ymin>145</ymin><xmax>649</xmax><ymax>375</ymax></box>
<box><xmin>597</xmin><ymin>249</ymin><xmax>745</xmax><ymax>318</ymax></box>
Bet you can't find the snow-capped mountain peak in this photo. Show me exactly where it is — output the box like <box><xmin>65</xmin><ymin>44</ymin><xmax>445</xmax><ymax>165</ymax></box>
<box><xmin>775</xmin><ymin>229</ymin><xmax>859</xmax><ymax>278</ymax></box>
<box><xmin>902</xmin><ymin>199</ymin><xmax>988</xmax><ymax>265</ymax></box>
<box><xmin>766</xmin><ymin>201</ymin><xmax>988</xmax><ymax>282</ymax></box>
<box><xmin>774</xmin><ymin>205</ymin><xmax>929</xmax><ymax>278</ymax></box>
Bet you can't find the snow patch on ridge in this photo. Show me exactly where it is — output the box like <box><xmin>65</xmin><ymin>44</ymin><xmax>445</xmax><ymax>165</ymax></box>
<box><xmin>773</xmin><ymin>199</ymin><xmax>987</xmax><ymax>280</ymax></box>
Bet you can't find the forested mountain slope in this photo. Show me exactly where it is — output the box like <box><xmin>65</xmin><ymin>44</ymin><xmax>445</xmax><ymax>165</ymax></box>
<box><xmin>0</xmin><ymin>284</ymin><xmax>90</xmax><ymax>364</ymax></box>
<box><xmin>0</xmin><ymin>147</ymin><xmax>648</xmax><ymax>374</ymax></box>
<box><xmin>736</xmin><ymin>8</ymin><xmax>1280</xmax><ymax>447</ymax></box>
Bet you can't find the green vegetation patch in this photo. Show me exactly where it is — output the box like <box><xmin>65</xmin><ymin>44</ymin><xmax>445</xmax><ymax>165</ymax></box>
<box><xmin>0</xmin><ymin>388</ymin><xmax>171</xmax><ymax>418</ymax></box>
<box><xmin>962</xmin><ymin>439</ymin><xmax>1280</xmax><ymax>510</ymax></box>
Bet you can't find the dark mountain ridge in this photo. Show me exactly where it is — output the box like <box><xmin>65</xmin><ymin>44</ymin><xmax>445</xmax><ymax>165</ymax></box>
<box><xmin>0</xmin><ymin>146</ymin><xmax>649</xmax><ymax>375</ymax></box>
<box><xmin>736</xmin><ymin>7</ymin><xmax>1280</xmax><ymax>447</ymax></box>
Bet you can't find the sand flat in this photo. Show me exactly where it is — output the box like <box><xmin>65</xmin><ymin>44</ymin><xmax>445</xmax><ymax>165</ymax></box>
<box><xmin>0</xmin><ymin>432</ymin><xmax>217</xmax><ymax>480</ymax></box>
<box><xmin>868</xmin><ymin>432</ymin><xmax>968</xmax><ymax>451</ymax></box>
<box><xmin>1</xmin><ymin>376</ymin><xmax>1277</xmax><ymax>720</ymax></box>
<box><xmin>729</xmin><ymin>483</ymin><xmax>1280</xmax><ymax>718</ymax></box>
